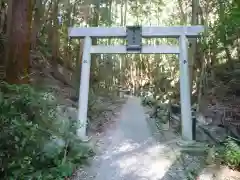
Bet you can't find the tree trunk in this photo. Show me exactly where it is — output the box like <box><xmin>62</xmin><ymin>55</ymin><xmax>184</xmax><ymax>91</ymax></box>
<box><xmin>51</xmin><ymin>0</ymin><xmax>60</xmax><ymax>67</ymax></box>
<box><xmin>6</xmin><ymin>0</ymin><xmax>32</xmax><ymax>84</ymax></box>
<box><xmin>4</xmin><ymin>0</ymin><xmax>13</xmax><ymax>67</ymax></box>
<box><xmin>31</xmin><ymin>1</ymin><xmax>40</xmax><ymax>49</ymax></box>
<box><xmin>75</xmin><ymin>40</ymin><xmax>83</xmax><ymax>97</ymax></box>
<box><xmin>89</xmin><ymin>0</ymin><xmax>100</xmax><ymax>86</ymax></box>
<box><xmin>177</xmin><ymin>0</ymin><xmax>187</xmax><ymax>24</ymax></box>
<box><xmin>218</xmin><ymin>0</ymin><xmax>234</xmax><ymax>68</ymax></box>
<box><xmin>189</xmin><ymin>0</ymin><xmax>199</xmax><ymax>95</ymax></box>
<box><xmin>63</xmin><ymin>0</ymin><xmax>71</xmax><ymax>70</ymax></box>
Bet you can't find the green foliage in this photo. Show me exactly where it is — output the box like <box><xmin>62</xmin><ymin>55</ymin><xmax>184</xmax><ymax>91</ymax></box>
<box><xmin>223</xmin><ymin>137</ymin><xmax>240</xmax><ymax>169</ymax></box>
<box><xmin>0</xmin><ymin>82</ymin><xmax>93</xmax><ymax>180</ymax></box>
<box><xmin>150</xmin><ymin>103</ymin><xmax>169</xmax><ymax>124</ymax></box>
<box><xmin>141</xmin><ymin>96</ymin><xmax>156</xmax><ymax>107</ymax></box>
<box><xmin>141</xmin><ymin>95</ymin><xmax>169</xmax><ymax>127</ymax></box>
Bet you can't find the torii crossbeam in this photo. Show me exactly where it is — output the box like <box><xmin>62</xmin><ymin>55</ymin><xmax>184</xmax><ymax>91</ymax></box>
<box><xmin>68</xmin><ymin>25</ymin><xmax>204</xmax><ymax>141</ymax></box>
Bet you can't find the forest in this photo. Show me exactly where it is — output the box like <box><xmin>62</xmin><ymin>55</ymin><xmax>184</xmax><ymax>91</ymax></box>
<box><xmin>0</xmin><ymin>0</ymin><xmax>240</xmax><ymax>179</ymax></box>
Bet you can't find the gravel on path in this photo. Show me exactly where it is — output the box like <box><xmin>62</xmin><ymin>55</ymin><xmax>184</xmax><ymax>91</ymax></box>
<box><xmin>73</xmin><ymin>96</ymin><xmax>240</xmax><ymax>180</ymax></box>
<box><xmin>75</xmin><ymin>96</ymin><xmax>180</xmax><ymax>180</ymax></box>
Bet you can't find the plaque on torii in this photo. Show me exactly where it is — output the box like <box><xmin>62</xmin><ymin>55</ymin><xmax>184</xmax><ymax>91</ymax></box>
<box><xmin>126</xmin><ymin>26</ymin><xmax>142</xmax><ymax>52</ymax></box>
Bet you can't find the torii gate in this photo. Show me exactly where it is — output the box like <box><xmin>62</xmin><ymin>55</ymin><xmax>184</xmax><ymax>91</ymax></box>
<box><xmin>68</xmin><ymin>25</ymin><xmax>204</xmax><ymax>141</ymax></box>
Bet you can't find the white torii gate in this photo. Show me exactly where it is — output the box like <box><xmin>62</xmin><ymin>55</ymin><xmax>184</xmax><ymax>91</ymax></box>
<box><xmin>68</xmin><ymin>25</ymin><xmax>204</xmax><ymax>141</ymax></box>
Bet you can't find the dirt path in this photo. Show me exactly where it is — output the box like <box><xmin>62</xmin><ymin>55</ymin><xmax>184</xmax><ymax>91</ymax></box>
<box><xmin>73</xmin><ymin>96</ymin><xmax>182</xmax><ymax>180</ymax></box>
<box><xmin>91</xmin><ymin>96</ymin><xmax>178</xmax><ymax>180</ymax></box>
<box><xmin>72</xmin><ymin>96</ymin><xmax>240</xmax><ymax>180</ymax></box>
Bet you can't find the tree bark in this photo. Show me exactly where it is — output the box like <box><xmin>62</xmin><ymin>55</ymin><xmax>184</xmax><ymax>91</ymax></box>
<box><xmin>189</xmin><ymin>0</ymin><xmax>199</xmax><ymax>95</ymax></box>
<box><xmin>6</xmin><ymin>0</ymin><xmax>32</xmax><ymax>84</ymax></box>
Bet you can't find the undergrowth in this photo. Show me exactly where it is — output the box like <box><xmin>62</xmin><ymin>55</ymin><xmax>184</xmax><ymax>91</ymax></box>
<box><xmin>0</xmin><ymin>82</ymin><xmax>94</xmax><ymax>180</ymax></box>
<box><xmin>141</xmin><ymin>96</ymin><xmax>156</xmax><ymax>107</ymax></box>
<box><xmin>222</xmin><ymin>137</ymin><xmax>240</xmax><ymax>169</ymax></box>
<box><xmin>141</xmin><ymin>94</ymin><xmax>240</xmax><ymax>170</ymax></box>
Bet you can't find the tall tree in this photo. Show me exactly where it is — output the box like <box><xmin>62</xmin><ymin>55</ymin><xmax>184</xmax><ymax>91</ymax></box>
<box><xmin>5</xmin><ymin>0</ymin><xmax>32</xmax><ymax>84</ymax></box>
<box><xmin>189</xmin><ymin>0</ymin><xmax>199</xmax><ymax>96</ymax></box>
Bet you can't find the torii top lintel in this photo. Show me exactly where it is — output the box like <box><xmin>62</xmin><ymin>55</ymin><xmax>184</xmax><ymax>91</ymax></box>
<box><xmin>68</xmin><ymin>25</ymin><xmax>204</xmax><ymax>38</ymax></box>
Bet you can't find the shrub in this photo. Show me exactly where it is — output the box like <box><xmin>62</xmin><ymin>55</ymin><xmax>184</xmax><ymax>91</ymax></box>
<box><xmin>150</xmin><ymin>103</ymin><xmax>169</xmax><ymax>124</ymax></box>
<box><xmin>223</xmin><ymin>137</ymin><xmax>240</xmax><ymax>169</ymax></box>
<box><xmin>141</xmin><ymin>96</ymin><xmax>155</xmax><ymax>107</ymax></box>
<box><xmin>0</xmin><ymin>82</ymin><xmax>93</xmax><ymax>180</ymax></box>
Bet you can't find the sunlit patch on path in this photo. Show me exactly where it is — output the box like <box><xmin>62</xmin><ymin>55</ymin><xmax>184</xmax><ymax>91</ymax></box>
<box><xmin>91</xmin><ymin>97</ymin><xmax>180</xmax><ymax>180</ymax></box>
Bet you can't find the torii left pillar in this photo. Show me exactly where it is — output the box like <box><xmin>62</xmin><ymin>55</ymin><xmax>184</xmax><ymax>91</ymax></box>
<box><xmin>76</xmin><ymin>36</ymin><xmax>91</xmax><ymax>139</ymax></box>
